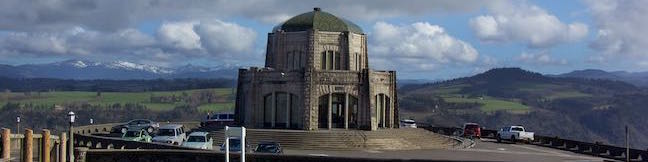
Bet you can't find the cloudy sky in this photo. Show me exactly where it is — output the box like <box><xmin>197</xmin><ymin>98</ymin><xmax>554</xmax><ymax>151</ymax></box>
<box><xmin>0</xmin><ymin>0</ymin><xmax>646</xmax><ymax>79</ymax></box>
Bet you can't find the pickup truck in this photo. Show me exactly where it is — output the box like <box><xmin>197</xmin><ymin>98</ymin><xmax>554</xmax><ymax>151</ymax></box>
<box><xmin>496</xmin><ymin>126</ymin><xmax>534</xmax><ymax>143</ymax></box>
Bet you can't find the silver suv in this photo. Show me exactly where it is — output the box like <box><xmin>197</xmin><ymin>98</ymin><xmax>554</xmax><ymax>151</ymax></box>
<box><xmin>152</xmin><ymin>124</ymin><xmax>187</xmax><ymax>145</ymax></box>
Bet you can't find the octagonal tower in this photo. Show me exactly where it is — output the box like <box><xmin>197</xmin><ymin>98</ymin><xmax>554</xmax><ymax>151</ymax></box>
<box><xmin>236</xmin><ymin>8</ymin><xmax>397</xmax><ymax>131</ymax></box>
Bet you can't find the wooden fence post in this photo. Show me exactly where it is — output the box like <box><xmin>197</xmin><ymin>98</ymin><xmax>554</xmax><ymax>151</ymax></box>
<box><xmin>1</xmin><ymin>128</ymin><xmax>10</xmax><ymax>161</ymax></box>
<box><xmin>41</xmin><ymin>129</ymin><xmax>50</xmax><ymax>162</ymax></box>
<box><xmin>23</xmin><ymin>129</ymin><xmax>33</xmax><ymax>162</ymax></box>
<box><xmin>59</xmin><ymin>133</ymin><xmax>66</xmax><ymax>162</ymax></box>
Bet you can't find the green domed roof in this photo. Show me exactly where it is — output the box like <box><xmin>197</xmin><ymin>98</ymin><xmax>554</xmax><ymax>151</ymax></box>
<box><xmin>273</xmin><ymin>8</ymin><xmax>364</xmax><ymax>34</ymax></box>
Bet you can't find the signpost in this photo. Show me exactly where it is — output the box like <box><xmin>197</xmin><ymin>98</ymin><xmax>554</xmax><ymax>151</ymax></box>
<box><xmin>224</xmin><ymin>126</ymin><xmax>246</xmax><ymax>162</ymax></box>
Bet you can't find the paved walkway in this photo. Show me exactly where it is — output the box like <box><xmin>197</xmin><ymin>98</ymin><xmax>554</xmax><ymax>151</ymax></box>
<box><xmin>283</xmin><ymin>138</ymin><xmax>610</xmax><ymax>162</ymax></box>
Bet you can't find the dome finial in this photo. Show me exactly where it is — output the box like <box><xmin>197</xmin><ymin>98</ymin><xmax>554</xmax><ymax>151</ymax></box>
<box><xmin>314</xmin><ymin>7</ymin><xmax>321</xmax><ymax>11</ymax></box>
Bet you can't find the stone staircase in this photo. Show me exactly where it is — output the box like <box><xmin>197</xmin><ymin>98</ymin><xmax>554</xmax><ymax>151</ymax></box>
<box><xmin>207</xmin><ymin>128</ymin><xmax>457</xmax><ymax>151</ymax></box>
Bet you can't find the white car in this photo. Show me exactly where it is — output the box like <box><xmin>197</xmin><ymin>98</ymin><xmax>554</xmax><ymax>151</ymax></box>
<box><xmin>400</xmin><ymin>119</ymin><xmax>417</xmax><ymax>128</ymax></box>
<box><xmin>182</xmin><ymin>132</ymin><xmax>213</xmax><ymax>150</ymax></box>
<box><xmin>152</xmin><ymin>124</ymin><xmax>187</xmax><ymax>145</ymax></box>
<box><xmin>497</xmin><ymin>126</ymin><xmax>534</xmax><ymax>143</ymax></box>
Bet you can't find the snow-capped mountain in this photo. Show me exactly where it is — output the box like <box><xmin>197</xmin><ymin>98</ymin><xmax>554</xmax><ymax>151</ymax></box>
<box><xmin>0</xmin><ymin>59</ymin><xmax>239</xmax><ymax>80</ymax></box>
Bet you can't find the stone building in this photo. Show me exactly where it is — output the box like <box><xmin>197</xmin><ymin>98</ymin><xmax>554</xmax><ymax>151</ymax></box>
<box><xmin>235</xmin><ymin>8</ymin><xmax>398</xmax><ymax>131</ymax></box>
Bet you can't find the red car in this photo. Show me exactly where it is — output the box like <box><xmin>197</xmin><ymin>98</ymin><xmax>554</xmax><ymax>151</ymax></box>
<box><xmin>462</xmin><ymin>123</ymin><xmax>481</xmax><ymax>139</ymax></box>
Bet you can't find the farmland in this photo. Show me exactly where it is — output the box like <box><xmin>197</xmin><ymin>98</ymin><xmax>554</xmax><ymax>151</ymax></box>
<box><xmin>0</xmin><ymin>88</ymin><xmax>235</xmax><ymax>112</ymax></box>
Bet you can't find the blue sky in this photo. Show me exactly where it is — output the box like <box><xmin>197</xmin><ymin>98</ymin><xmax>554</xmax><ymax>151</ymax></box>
<box><xmin>0</xmin><ymin>0</ymin><xmax>646</xmax><ymax>79</ymax></box>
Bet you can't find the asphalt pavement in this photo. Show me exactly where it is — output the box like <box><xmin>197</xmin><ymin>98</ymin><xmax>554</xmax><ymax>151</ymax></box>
<box><xmin>282</xmin><ymin>138</ymin><xmax>612</xmax><ymax>162</ymax></box>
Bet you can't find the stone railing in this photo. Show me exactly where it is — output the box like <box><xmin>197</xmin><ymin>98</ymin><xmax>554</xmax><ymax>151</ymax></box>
<box><xmin>422</xmin><ymin>126</ymin><xmax>648</xmax><ymax>161</ymax></box>
<box><xmin>1</xmin><ymin>128</ymin><xmax>65</xmax><ymax>162</ymax></box>
<box><xmin>71</xmin><ymin>122</ymin><xmax>201</xmax><ymax>150</ymax></box>
<box><xmin>75</xmin><ymin>148</ymin><xmax>468</xmax><ymax>162</ymax></box>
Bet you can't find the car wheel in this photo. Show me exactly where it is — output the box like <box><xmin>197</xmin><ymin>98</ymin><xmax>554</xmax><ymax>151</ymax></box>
<box><xmin>496</xmin><ymin>135</ymin><xmax>501</xmax><ymax>143</ymax></box>
<box><xmin>511</xmin><ymin>135</ymin><xmax>516</xmax><ymax>143</ymax></box>
<box><xmin>147</xmin><ymin>127</ymin><xmax>154</xmax><ymax>133</ymax></box>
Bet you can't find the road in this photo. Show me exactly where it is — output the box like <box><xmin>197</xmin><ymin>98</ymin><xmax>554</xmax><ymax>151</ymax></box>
<box><xmin>283</xmin><ymin>138</ymin><xmax>611</xmax><ymax>162</ymax></box>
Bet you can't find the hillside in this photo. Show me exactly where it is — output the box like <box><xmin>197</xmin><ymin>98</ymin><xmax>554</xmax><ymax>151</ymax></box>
<box><xmin>555</xmin><ymin>69</ymin><xmax>648</xmax><ymax>87</ymax></box>
<box><xmin>400</xmin><ymin>68</ymin><xmax>648</xmax><ymax>148</ymax></box>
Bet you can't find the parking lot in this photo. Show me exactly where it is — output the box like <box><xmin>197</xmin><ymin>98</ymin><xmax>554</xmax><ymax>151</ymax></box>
<box><xmin>280</xmin><ymin>139</ymin><xmax>609</xmax><ymax>162</ymax></box>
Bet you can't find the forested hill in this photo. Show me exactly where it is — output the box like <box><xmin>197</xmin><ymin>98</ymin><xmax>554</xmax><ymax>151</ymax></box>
<box><xmin>399</xmin><ymin>68</ymin><xmax>648</xmax><ymax>148</ymax></box>
<box><xmin>0</xmin><ymin>77</ymin><xmax>235</xmax><ymax>92</ymax></box>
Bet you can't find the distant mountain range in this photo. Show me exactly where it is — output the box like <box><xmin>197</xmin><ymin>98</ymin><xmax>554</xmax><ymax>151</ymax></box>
<box><xmin>400</xmin><ymin>68</ymin><xmax>648</xmax><ymax>148</ymax></box>
<box><xmin>553</xmin><ymin>69</ymin><xmax>648</xmax><ymax>87</ymax></box>
<box><xmin>0</xmin><ymin>59</ymin><xmax>239</xmax><ymax>80</ymax></box>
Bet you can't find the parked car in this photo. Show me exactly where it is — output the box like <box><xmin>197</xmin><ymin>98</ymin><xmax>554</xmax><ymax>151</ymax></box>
<box><xmin>497</xmin><ymin>125</ymin><xmax>534</xmax><ymax>143</ymax></box>
<box><xmin>400</xmin><ymin>119</ymin><xmax>417</xmax><ymax>128</ymax></box>
<box><xmin>111</xmin><ymin>119</ymin><xmax>160</xmax><ymax>134</ymax></box>
<box><xmin>254</xmin><ymin>142</ymin><xmax>283</xmax><ymax>154</ymax></box>
<box><xmin>462</xmin><ymin>123</ymin><xmax>481</xmax><ymax>139</ymax></box>
<box><xmin>182</xmin><ymin>132</ymin><xmax>213</xmax><ymax>150</ymax></box>
<box><xmin>121</xmin><ymin>129</ymin><xmax>152</xmax><ymax>142</ymax></box>
<box><xmin>220</xmin><ymin>137</ymin><xmax>250</xmax><ymax>152</ymax></box>
<box><xmin>152</xmin><ymin>124</ymin><xmax>187</xmax><ymax>145</ymax></box>
<box><xmin>201</xmin><ymin>113</ymin><xmax>236</xmax><ymax>128</ymax></box>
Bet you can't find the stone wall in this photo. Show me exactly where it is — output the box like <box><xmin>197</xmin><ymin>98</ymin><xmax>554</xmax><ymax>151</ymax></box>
<box><xmin>80</xmin><ymin>149</ymin><xmax>459</xmax><ymax>162</ymax></box>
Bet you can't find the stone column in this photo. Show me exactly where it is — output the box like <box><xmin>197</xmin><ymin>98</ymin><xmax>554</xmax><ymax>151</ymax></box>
<box><xmin>23</xmin><ymin>129</ymin><xmax>33</xmax><ymax>162</ymax></box>
<box><xmin>1</xmin><ymin>128</ymin><xmax>9</xmax><ymax>161</ymax></box>
<box><xmin>285</xmin><ymin>94</ymin><xmax>291</xmax><ymax>128</ymax></box>
<box><xmin>59</xmin><ymin>133</ymin><xmax>66</xmax><ymax>162</ymax></box>
<box><xmin>344</xmin><ymin>93</ymin><xmax>349</xmax><ymax>129</ymax></box>
<box><xmin>327</xmin><ymin>93</ymin><xmax>332</xmax><ymax>130</ymax></box>
<box><xmin>41</xmin><ymin>129</ymin><xmax>50</xmax><ymax>162</ymax></box>
<box><xmin>385</xmin><ymin>99</ymin><xmax>394</xmax><ymax>128</ymax></box>
<box><xmin>271</xmin><ymin>92</ymin><xmax>276</xmax><ymax>128</ymax></box>
<box><xmin>382</xmin><ymin>95</ymin><xmax>386</xmax><ymax>128</ymax></box>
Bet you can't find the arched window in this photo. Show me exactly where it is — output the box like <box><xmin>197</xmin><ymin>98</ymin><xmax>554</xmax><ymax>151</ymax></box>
<box><xmin>286</xmin><ymin>50</ymin><xmax>302</xmax><ymax>70</ymax></box>
<box><xmin>320</xmin><ymin>50</ymin><xmax>342</xmax><ymax>70</ymax></box>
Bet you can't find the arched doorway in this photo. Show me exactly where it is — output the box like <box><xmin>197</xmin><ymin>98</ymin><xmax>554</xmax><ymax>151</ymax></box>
<box><xmin>263</xmin><ymin>92</ymin><xmax>300</xmax><ymax>129</ymax></box>
<box><xmin>376</xmin><ymin>93</ymin><xmax>391</xmax><ymax>128</ymax></box>
<box><xmin>318</xmin><ymin>93</ymin><xmax>359</xmax><ymax>129</ymax></box>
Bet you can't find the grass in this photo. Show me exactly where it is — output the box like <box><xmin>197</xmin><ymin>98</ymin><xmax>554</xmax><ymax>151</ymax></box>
<box><xmin>0</xmin><ymin>88</ymin><xmax>235</xmax><ymax>112</ymax></box>
<box><xmin>442</xmin><ymin>96</ymin><xmax>530</xmax><ymax>113</ymax></box>
<box><xmin>197</xmin><ymin>103</ymin><xmax>235</xmax><ymax>112</ymax></box>
<box><xmin>517</xmin><ymin>83</ymin><xmax>592</xmax><ymax>99</ymax></box>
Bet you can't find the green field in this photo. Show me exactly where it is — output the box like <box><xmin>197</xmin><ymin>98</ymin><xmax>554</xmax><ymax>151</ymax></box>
<box><xmin>442</xmin><ymin>96</ymin><xmax>530</xmax><ymax>113</ymax></box>
<box><xmin>0</xmin><ymin>88</ymin><xmax>235</xmax><ymax>112</ymax></box>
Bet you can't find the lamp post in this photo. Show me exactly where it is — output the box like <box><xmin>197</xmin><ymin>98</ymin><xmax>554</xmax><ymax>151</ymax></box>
<box><xmin>68</xmin><ymin>111</ymin><xmax>75</xmax><ymax>162</ymax></box>
<box><xmin>16</xmin><ymin>115</ymin><xmax>20</xmax><ymax>134</ymax></box>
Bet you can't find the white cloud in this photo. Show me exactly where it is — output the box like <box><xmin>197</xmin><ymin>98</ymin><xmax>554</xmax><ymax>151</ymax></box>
<box><xmin>0</xmin><ymin>0</ymin><xmax>486</xmax><ymax>32</ymax></box>
<box><xmin>370</xmin><ymin>21</ymin><xmax>479</xmax><ymax>72</ymax></box>
<box><xmin>0</xmin><ymin>19</ymin><xmax>258</xmax><ymax>66</ymax></box>
<box><xmin>516</xmin><ymin>50</ymin><xmax>568</xmax><ymax>65</ymax></box>
<box><xmin>194</xmin><ymin>20</ymin><xmax>257</xmax><ymax>56</ymax></box>
<box><xmin>583</xmin><ymin>0</ymin><xmax>648</xmax><ymax>65</ymax></box>
<box><xmin>157</xmin><ymin>21</ymin><xmax>202</xmax><ymax>51</ymax></box>
<box><xmin>469</xmin><ymin>1</ymin><xmax>588</xmax><ymax>48</ymax></box>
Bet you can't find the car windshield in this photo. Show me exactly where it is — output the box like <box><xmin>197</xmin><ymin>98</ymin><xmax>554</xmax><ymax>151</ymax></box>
<box><xmin>256</xmin><ymin>144</ymin><xmax>278</xmax><ymax>152</ymax></box>
<box><xmin>157</xmin><ymin>129</ymin><xmax>175</xmax><ymax>136</ymax></box>
<box><xmin>402</xmin><ymin>120</ymin><xmax>415</xmax><ymax>124</ymax></box>
<box><xmin>511</xmin><ymin>127</ymin><xmax>524</xmax><ymax>131</ymax></box>
<box><xmin>466</xmin><ymin>125</ymin><xmax>479</xmax><ymax>129</ymax></box>
<box><xmin>187</xmin><ymin>136</ymin><xmax>206</xmax><ymax>142</ymax></box>
<box><xmin>124</xmin><ymin>131</ymin><xmax>140</xmax><ymax>137</ymax></box>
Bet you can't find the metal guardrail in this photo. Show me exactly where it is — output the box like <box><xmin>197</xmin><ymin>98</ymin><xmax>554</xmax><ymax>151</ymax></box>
<box><xmin>422</xmin><ymin>126</ymin><xmax>647</xmax><ymax>161</ymax></box>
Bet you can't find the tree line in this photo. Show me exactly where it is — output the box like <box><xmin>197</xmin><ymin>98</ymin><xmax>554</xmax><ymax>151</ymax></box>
<box><xmin>0</xmin><ymin>77</ymin><xmax>235</xmax><ymax>92</ymax></box>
